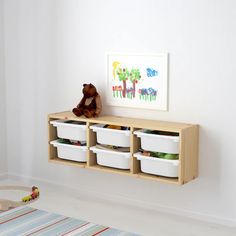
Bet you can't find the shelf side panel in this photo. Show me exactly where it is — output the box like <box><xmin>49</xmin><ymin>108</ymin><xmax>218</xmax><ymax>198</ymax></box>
<box><xmin>180</xmin><ymin>125</ymin><xmax>199</xmax><ymax>184</ymax></box>
<box><xmin>130</xmin><ymin>127</ymin><xmax>141</xmax><ymax>174</ymax></box>
<box><xmin>87</xmin><ymin>122</ymin><xmax>97</xmax><ymax>166</ymax></box>
<box><xmin>48</xmin><ymin>117</ymin><xmax>58</xmax><ymax>161</ymax></box>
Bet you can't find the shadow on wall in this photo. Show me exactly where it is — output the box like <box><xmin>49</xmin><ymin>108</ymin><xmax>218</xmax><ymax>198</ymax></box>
<box><xmin>198</xmin><ymin>126</ymin><xmax>222</xmax><ymax>184</ymax></box>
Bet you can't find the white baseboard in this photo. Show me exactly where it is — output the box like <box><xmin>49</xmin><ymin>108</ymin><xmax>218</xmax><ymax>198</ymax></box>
<box><xmin>6</xmin><ymin>172</ymin><xmax>236</xmax><ymax>228</ymax></box>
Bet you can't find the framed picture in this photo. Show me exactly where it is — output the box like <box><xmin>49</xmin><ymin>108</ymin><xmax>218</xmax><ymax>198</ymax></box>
<box><xmin>106</xmin><ymin>53</ymin><xmax>168</xmax><ymax>111</ymax></box>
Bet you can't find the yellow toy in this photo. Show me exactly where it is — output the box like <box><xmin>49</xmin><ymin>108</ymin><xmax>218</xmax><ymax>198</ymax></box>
<box><xmin>106</xmin><ymin>125</ymin><xmax>121</xmax><ymax>130</ymax></box>
<box><xmin>0</xmin><ymin>186</ymin><xmax>40</xmax><ymax>211</ymax></box>
<box><xmin>22</xmin><ymin>186</ymin><xmax>40</xmax><ymax>202</ymax></box>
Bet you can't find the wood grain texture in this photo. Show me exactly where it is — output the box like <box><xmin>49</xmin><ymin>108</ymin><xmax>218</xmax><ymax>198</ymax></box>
<box><xmin>137</xmin><ymin>173</ymin><xmax>179</xmax><ymax>185</ymax></box>
<box><xmin>130</xmin><ymin>127</ymin><xmax>141</xmax><ymax>174</ymax></box>
<box><xmin>49</xmin><ymin>159</ymin><xmax>86</xmax><ymax>168</ymax></box>
<box><xmin>88</xmin><ymin>165</ymin><xmax>131</xmax><ymax>176</ymax></box>
<box><xmin>48</xmin><ymin>112</ymin><xmax>199</xmax><ymax>185</ymax></box>
<box><xmin>49</xmin><ymin>111</ymin><xmax>193</xmax><ymax>132</ymax></box>
<box><xmin>182</xmin><ymin>125</ymin><xmax>199</xmax><ymax>184</ymax></box>
<box><xmin>87</xmin><ymin>122</ymin><xmax>97</xmax><ymax>166</ymax></box>
<box><xmin>48</xmin><ymin>117</ymin><xmax>57</xmax><ymax>161</ymax></box>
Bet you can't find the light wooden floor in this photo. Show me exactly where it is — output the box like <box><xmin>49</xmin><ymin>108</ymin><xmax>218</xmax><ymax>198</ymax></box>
<box><xmin>0</xmin><ymin>179</ymin><xmax>235</xmax><ymax>236</ymax></box>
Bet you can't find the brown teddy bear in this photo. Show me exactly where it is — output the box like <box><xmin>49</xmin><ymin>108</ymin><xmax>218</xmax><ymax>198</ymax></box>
<box><xmin>72</xmin><ymin>83</ymin><xmax>102</xmax><ymax>118</ymax></box>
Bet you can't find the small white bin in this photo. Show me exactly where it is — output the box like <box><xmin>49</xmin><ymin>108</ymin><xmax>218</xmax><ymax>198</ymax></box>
<box><xmin>50</xmin><ymin>140</ymin><xmax>87</xmax><ymax>162</ymax></box>
<box><xmin>50</xmin><ymin>120</ymin><xmax>86</xmax><ymax>141</ymax></box>
<box><xmin>134</xmin><ymin>129</ymin><xmax>179</xmax><ymax>154</ymax></box>
<box><xmin>90</xmin><ymin>124</ymin><xmax>131</xmax><ymax>147</ymax></box>
<box><xmin>90</xmin><ymin>146</ymin><xmax>131</xmax><ymax>169</ymax></box>
<box><xmin>134</xmin><ymin>152</ymin><xmax>179</xmax><ymax>177</ymax></box>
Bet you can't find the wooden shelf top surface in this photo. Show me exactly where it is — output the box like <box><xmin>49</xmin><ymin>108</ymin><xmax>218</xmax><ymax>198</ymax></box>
<box><xmin>48</xmin><ymin>111</ymin><xmax>195</xmax><ymax>132</ymax></box>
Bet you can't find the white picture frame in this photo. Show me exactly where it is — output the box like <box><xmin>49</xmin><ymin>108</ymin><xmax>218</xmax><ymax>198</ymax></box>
<box><xmin>106</xmin><ymin>52</ymin><xmax>169</xmax><ymax>111</ymax></box>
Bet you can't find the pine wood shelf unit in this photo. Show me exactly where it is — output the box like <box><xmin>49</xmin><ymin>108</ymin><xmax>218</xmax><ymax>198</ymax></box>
<box><xmin>48</xmin><ymin>111</ymin><xmax>199</xmax><ymax>185</ymax></box>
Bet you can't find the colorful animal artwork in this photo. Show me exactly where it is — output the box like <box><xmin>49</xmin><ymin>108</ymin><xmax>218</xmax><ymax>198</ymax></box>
<box><xmin>112</xmin><ymin>64</ymin><xmax>157</xmax><ymax>101</ymax></box>
<box><xmin>146</xmin><ymin>68</ymin><xmax>158</xmax><ymax>77</ymax></box>
<box><xmin>107</xmin><ymin>53</ymin><xmax>168</xmax><ymax>110</ymax></box>
<box><xmin>139</xmin><ymin>88</ymin><xmax>157</xmax><ymax>101</ymax></box>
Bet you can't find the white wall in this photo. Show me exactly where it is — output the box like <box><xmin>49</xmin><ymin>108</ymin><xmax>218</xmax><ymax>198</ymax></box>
<box><xmin>0</xmin><ymin>0</ymin><xmax>7</xmax><ymax>175</ymax></box>
<box><xmin>4</xmin><ymin>0</ymin><xmax>236</xmax><ymax>225</ymax></box>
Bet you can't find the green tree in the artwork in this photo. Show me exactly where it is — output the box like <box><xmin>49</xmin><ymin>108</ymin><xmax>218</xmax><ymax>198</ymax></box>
<box><xmin>129</xmin><ymin>68</ymin><xmax>141</xmax><ymax>97</ymax></box>
<box><xmin>116</xmin><ymin>67</ymin><xmax>130</xmax><ymax>98</ymax></box>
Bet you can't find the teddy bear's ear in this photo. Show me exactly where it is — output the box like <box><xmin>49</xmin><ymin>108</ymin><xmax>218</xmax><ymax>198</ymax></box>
<box><xmin>89</xmin><ymin>83</ymin><xmax>92</xmax><ymax>87</ymax></box>
<box><xmin>83</xmin><ymin>84</ymin><xmax>87</xmax><ymax>87</ymax></box>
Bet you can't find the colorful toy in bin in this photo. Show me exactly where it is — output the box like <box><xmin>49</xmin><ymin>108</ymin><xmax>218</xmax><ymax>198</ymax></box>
<box><xmin>104</xmin><ymin>124</ymin><xmax>130</xmax><ymax>130</ymax></box>
<box><xmin>58</xmin><ymin>138</ymin><xmax>86</xmax><ymax>146</ymax></box>
<box><xmin>141</xmin><ymin>149</ymin><xmax>179</xmax><ymax>160</ymax></box>
<box><xmin>105</xmin><ymin>125</ymin><xmax>121</xmax><ymax>130</ymax></box>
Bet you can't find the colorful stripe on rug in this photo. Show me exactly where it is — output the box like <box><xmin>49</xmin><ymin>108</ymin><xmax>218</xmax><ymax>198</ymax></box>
<box><xmin>0</xmin><ymin>206</ymin><xmax>139</xmax><ymax>236</ymax></box>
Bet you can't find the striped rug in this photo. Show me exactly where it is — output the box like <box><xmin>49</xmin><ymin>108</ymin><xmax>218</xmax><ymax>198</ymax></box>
<box><xmin>0</xmin><ymin>206</ymin><xmax>139</xmax><ymax>236</ymax></box>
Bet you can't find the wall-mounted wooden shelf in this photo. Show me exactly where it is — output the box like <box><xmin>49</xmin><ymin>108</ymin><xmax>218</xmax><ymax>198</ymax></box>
<box><xmin>48</xmin><ymin>111</ymin><xmax>199</xmax><ymax>185</ymax></box>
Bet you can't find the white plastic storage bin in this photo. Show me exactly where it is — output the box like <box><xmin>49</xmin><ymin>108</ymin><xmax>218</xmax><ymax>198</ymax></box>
<box><xmin>50</xmin><ymin>140</ymin><xmax>87</xmax><ymax>162</ymax></box>
<box><xmin>50</xmin><ymin>120</ymin><xmax>86</xmax><ymax>141</ymax></box>
<box><xmin>90</xmin><ymin>124</ymin><xmax>131</xmax><ymax>147</ymax></box>
<box><xmin>134</xmin><ymin>129</ymin><xmax>179</xmax><ymax>154</ymax></box>
<box><xmin>90</xmin><ymin>146</ymin><xmax>131</xmax><ymax>169</ymax></box>
<box><xmin>134</xmin><ymin>152</ymin><xmax>179</xmax><ymax>177</ymax></box>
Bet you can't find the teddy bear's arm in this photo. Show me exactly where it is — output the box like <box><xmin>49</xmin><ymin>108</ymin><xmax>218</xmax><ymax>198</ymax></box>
<box><xmin>77</xmin><ymin>96</ymin><xmax>86</xmax><ymax>108</ymax></box>
<box><xmin>95</xmin><ymin>95</ymin><xmax>102</xmax><ymax>115</ymax></box>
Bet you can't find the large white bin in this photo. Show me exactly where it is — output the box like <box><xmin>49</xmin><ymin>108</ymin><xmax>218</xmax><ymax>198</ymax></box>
<box><xmin>134</xmin><ymin>129</ymin><xmax>179</xmax><ymax>154</ymax></box>
<box><xmin>50</xmin><ymin>140</ymin><xmax>87</xmax><ymax>162</ymax></box>
<box><xmin>50</xmin><ymin>120</ymin><xmax>86</xmax><ymax>141</ymax></box>
<box><xmin>90</xmin><ymin>146</ymin><xmax>131</xmax><ymax>169</ymax></box>
<box><xmin>134</xmin><ymin>152</ymin><xmax>179</xmax><ymax>177</ymax></box>
<box><xmin>90</xmin><ymin>124</ymin><xmax>131</xmax><ymax>147</ymax></box>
